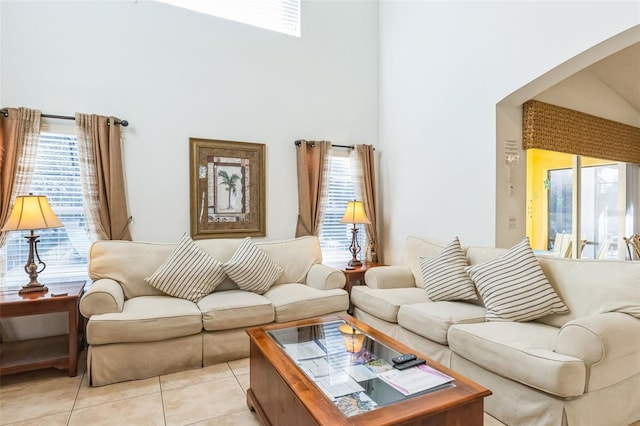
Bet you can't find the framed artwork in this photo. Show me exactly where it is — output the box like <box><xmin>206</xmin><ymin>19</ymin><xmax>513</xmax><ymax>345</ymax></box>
<box><xmin>189</xmin><ymin>138</ymin><xmax>266</xmax><ymax>239</ymax></box>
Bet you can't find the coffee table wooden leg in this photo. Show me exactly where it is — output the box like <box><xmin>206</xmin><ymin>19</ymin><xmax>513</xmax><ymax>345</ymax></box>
<box><xmin>247</xmin><ymin>389</ymin><xmax>271</xmax><ymax>426</ymax></box>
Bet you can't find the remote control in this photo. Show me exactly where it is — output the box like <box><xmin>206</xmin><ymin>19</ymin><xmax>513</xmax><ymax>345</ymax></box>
<box><xmin>393</xmin><ymin>358</ymin><xmax>426</xmax><ymax>370</ymax></box>
<box><xmin>392</xmin><ymin>353</ymin><xmax>417</xmax><ymax>364</ymax></box>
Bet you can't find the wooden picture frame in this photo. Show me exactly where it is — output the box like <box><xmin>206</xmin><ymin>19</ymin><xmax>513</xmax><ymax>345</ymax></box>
<box><xmin>189</xmin><ymin>138</ymin><xmax>266</xmax><ymax>239</ymax></box>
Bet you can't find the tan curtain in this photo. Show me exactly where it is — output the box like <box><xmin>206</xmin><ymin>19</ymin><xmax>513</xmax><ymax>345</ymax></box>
<box><xmin>0</xmin><ymin>108</ymin><xmax>41</xmax><ymax>283</ymax></box>
<box><xmin>295</xmin><ymin>140</ymin><xmax>331</xmax><ymax>237</ymax></box>
<box><xmin>0</xmin><ymin>108</ymin><xmax>41</xmax><ymax>245</ymax></box>
<box><xmin>76</xmin><ymin>113</ymin><xmax>132</xmax><ymax>241</ymax></box>
<box><xmin>353</xmin><ymin>144</ymin><xmax>379</xmax><ymax>262</ymax></box>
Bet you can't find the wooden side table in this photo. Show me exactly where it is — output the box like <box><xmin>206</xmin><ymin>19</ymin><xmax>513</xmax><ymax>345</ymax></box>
<box><xmin>329</xmin><ymin>261</ymin><xmax>383</xmax><ymax>314</ymax></box>
<box><xmin>0</xmin><ymin>280</ymin><xmax>86</xmax><ymax>377</ymax></box>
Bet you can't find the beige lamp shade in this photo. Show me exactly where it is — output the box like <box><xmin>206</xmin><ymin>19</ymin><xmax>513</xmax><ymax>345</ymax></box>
<box><xmin>2</xmin><ymin>194</ymin><xmax>63</xmax><ymax>231</ymax></box>
<box><xmin>340</xmin><ymin>200</ymin><xmax>370</xmax><ymax>225</ymax></box>
<box><xmin>338</xmin><ymin>323</ymin><xmax>365</xmax><ymax>353</ymax></box>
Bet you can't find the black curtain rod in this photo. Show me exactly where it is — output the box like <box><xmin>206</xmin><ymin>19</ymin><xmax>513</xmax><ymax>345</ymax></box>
<box><xmin>0</xmin><ymin>109</ymin><xmax>129</xmax><ymax>127</ymax></box>
<box><xmin>295</xmin><ymin>140</ymin><xmax>353</xmax><ymax>149</ymax></box>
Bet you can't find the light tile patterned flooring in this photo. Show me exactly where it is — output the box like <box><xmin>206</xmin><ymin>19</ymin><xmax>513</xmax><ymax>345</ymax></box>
<box><xmin>0</xmin><ymin>350</ymin><xmax>505</xmax><ymax>425</ymax></box>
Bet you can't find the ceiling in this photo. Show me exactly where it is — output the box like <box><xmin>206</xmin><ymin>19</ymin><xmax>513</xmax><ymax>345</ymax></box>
<box><xmin>587</xmin><ymin>42</ymin><xmax>640</xmax><ymax>113</ymax></box>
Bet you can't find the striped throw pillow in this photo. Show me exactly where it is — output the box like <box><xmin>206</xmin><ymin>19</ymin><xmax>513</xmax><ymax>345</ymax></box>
<box><xmin>465</xmin><ymin>238</ymin><xmax>569</xmax><ymax>322</ymax></box>
<box><xmin>222</xmin><ymin>238</ymin><xmax>284</xmax><ymax>294</ymax></box>
<box><xmin>145</xmin><ymin>233</ymin><xmax>227</xmax><ymax>302</ymax></box>
<box><xmin>420</xmin><ymin>237</ymin><xmax>477</xmax><ymax>301</ymax></box>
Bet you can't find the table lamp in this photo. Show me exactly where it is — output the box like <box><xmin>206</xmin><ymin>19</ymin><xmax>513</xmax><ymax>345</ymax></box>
<box><xmin>1</xmin><ymin>194</ymin><xmax>64</xmax><ymax>294</ymax></box>
<box><xmin>340</xmin><ymin>200</ymin><xmax>370</xmax><ymax>267</ymax></box>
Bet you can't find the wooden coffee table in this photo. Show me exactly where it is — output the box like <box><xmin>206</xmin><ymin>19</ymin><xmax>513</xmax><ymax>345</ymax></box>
<box><xmin>246</xmin><ymin>314</ymin><xmax>491</xmax><ymax>425</ymax></box>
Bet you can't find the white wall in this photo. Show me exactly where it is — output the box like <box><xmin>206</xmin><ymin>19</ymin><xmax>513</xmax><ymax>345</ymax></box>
<box><xmin>496</xmin><ymin>26</ymin><xmax>640</xmax><ymax>249</ymax></box>
<box><xmin>0</xmin><ymin>0</ymin><xmax>378</xmax><ymax>340</ymax></box>
<box><xmin>378</xmin><ymin>1</ymin><xmax>640</xmax><ymax>264</ymax></box>
<box><xmin>1</xmin><ymin>0</ymin><xmax>379</xmax><ymax>244</ymax></box>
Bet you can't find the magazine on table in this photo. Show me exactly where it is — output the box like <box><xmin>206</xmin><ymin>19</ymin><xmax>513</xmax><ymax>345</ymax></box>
<box><xmin>377</xmin><ymin>363</ymin><xmax>454</xmax><ymax>396</ymax></box>
<box><xmin>283</xmin><ymin>341</ymin><xmax>326</xmax><ymax>360</ymax></box>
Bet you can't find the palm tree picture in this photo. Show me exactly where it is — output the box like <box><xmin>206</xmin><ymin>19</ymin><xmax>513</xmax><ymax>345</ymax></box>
<box><xmin>217</xmin><ymin>169</ymin><xmax>241</xmax><ymax>210</ymax></box>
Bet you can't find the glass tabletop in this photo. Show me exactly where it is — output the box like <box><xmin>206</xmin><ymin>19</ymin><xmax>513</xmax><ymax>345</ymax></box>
<box><xmin>267</xmin><ymin>319</ymin><xmax>453</xmax><ymax>418</ymax></box>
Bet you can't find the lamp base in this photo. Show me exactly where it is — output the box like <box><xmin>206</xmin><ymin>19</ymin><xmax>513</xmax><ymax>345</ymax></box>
<box><xmin>348</xmin><ymin>259</ymin><xmax>363</xmax><ymax>267</ymax></box>
<box><xmin>19</xmin><ymin>283</ymin><xmax>48</xmax><ymax>294</ymax></box>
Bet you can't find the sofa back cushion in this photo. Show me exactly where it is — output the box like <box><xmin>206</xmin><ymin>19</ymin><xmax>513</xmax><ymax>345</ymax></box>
<box><xmin>89</xmin><ymin>236</ymin><xmax>323</xmax><ymax>299</ymax></box>
<box><xmin>256</xmin><ymin>236</ymin><xmax>322</xmax><ymax>286</ymax></box>
<box><xmin>464</xmin><ymin>246</ymin><xmax>508</xmax><ymax>265</ymax></box>
<box><xmin>89</xmin><ymin>240</ymin><xmax>175</xmax><ymax>299</ymax></box>
<box><xmin>404</xmin><ymin>236</ymin><xmax>448</xmax><ymax>288</ymax></box>
<box><xmin>535</xmin><ymin>257</ymin><xmax>640</xmax><ymax>327</ymax></box>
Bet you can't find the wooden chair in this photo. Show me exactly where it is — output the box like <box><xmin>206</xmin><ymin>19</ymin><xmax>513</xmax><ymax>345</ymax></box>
<box><xmin>624</xmin><ymin>234</ymin><xmax>640</xmax><ymax>260</ymax></box>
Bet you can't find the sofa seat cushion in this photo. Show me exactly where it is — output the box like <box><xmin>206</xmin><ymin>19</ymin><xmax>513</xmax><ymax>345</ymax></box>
<box><xmin>198</xmin><ymin>290</ymin><xmax>274</xmax><ymax>331</ymax></box>
<box><xmin>350</xmin><ymin>286</ymin><xmax>431</xmax><ymax>323</ymax></box>
<box><xmin>263</xmin><ymin>283</ymin><xmax>348</xmax><ymax>322</ymax></box>
<box><xmin>87</xmin><ymin>296</ymin><xmax>203</xmax><ymax>345</ymax></box>
<box><xmin>448</xmin><ymin>322</ymin><xmax>586</xmax><ymax>397</ymax></box>
<box><xmin>397</xmin><ymin>301</ymin><xmax>486</xmax><ymax>345</ymax></box>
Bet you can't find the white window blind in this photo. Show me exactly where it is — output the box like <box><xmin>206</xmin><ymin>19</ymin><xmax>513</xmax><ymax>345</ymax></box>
<box><xmin>2</xmin><ymin>132</ymin><xmax>90</xmax><ymax>286</ymax></box>
<box><xmin>156</xmin><ymin>0</ymin><xmax>300</xmax><ymax>37</ymax></box>
<box><xmin>318</xmin><ymin>150</ymin><xmax>366</xmax><ymax>264</ymax></box>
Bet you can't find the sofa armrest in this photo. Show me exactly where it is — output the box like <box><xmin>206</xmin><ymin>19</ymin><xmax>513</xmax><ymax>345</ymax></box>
<box><xmin>306</xmin><ymin>264</ymin><xmax>346</xmax><ymax>290</ymax></box>
<box><xmin>555</xmin><ymin>312</ymin><xmax>640</xmax><ymax>391</ymax></box>
<box><xmin>363</xmin><ymin>265</ymin><xmax>416</xmax><ymax>289</ymax></box>
<box><xmin>80</xmin><ymin>278</ymin><xmax>125</xmax><ymax>318</ymax></box>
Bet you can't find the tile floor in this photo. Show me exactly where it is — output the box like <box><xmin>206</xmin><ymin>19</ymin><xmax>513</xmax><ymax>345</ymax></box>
<box><xmin>0</xmin><ymin>350</ymin><xmax>505</xmax><ymax>426</ymax></box>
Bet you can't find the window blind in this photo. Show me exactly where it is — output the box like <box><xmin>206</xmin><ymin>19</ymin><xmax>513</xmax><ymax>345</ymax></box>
<box><xmin>318</xmin><ymin>150</ymin><xmax>367</xmax><ymax>264</ymax></box>
<box><xmin>3</xmin><ymin>133</ymin><xmax>90</xmax><ymax>285</ymax></box>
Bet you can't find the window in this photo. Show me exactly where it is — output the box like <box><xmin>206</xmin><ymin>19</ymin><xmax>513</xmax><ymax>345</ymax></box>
<box><xmin>2</xmin><ymin>132</ymin><xmax>90</xmax><ymax>285</ymax></box>
<box><xmin>156</xmin><ymin>0</ymin><xmax>300</xmax><ymax>37</ymax></box>
<box><xmin>318</xmin><ymin>150</ymin><xmax>366</xmax><ymax>264</ymax></box>
<box><xmin>527</xmin><ymin>149</ymin><xmax>633</xmax><ymax>260</ymax></box>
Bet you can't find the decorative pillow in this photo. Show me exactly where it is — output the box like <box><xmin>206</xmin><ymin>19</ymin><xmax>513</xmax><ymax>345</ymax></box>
<box><xmin>222</xmin><ymin>237</ymin><xmax>284</xmax><ymax>294</ymax></box>
<box><xmin>419</xmin><ymin>237</ymin><xmax>477</xmax><ymax>301</ymax></box>
<box><xmin>465</xmin><ymin>238</ymin><xmax>569</xmax><ymax>322</ymax></box>
<box><xmin>145</xmin><ymin>233</ymin><xmax>226</xmax><ymax>302</ymax></box>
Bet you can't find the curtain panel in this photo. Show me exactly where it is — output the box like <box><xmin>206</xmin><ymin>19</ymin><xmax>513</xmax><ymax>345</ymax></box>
<box><xmin>295</xmin><ymin>140</ymin><xmax>331</xmax><ymax>237</ymax></box>
<box><xmin>354</xmin><ymin>144</ymin><xmax>379</xmax><ymax>262</ymax></box>
<box><xmin>76</xmin><ymin>113</ymin><xmax>132</xmax><ymax>241</ymax></box>
<box><xmin>0</xmin><ymin>108</ymin><xmax>41</xmax><ymax>248</ymax></box>
<box><xmin>523</xmin><ymin>100</ymin><xmax>640</xmax><ymax>164</ymax></box>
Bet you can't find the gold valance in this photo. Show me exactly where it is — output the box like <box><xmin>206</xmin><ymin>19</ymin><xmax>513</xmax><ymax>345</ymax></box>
<box><xmin>523</xmin><ymin>100</ymin><xmax>640</xmax><ymax>164</ymax></box>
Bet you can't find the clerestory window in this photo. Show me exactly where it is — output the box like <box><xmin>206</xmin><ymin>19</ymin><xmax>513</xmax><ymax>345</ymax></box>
<box><xmin>156</xmin><ymin>0</ymin><xmax>301</xmax><ymax>37</ymax></box>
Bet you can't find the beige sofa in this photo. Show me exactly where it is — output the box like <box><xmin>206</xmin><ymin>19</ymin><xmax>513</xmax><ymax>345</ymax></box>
<box><xmin>80</xmin><ymin>235</ymin><xmax>348</xmax><ymax>386</ymax></box>
<box><xmin>351</xmin><ymin>236</ymin><xmax>640</xmax><ymax>426</ymax></box>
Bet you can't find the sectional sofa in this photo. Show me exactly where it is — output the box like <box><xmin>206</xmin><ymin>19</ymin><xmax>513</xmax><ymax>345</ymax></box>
<box><xmin>80</xmin><ymin>235</ymin><xmax>348</xmax><ymax>386</ymax></box>
<box><xmin>351</xmin><ymin>236</ymin><xmax>640</xmax><ymax>426</ymax></box>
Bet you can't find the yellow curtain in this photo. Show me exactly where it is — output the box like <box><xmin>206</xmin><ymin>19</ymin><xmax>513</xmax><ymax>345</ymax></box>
<box><xmin>295</xmin><ymin>140</ymin><xmax>331</xmax><ymax>237</ymax></box>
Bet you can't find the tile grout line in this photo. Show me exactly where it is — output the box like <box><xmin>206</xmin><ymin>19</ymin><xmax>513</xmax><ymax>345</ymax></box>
<box><xmin>67</xmin><ymin>366</ymin><xmax>86</xmax><ymax>426</ymax></box>
<box><xmin>159</xmin><ymin>376</ymin><xmax>168</xmax><ymax>426</ymax></box>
